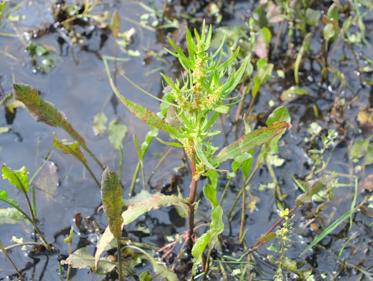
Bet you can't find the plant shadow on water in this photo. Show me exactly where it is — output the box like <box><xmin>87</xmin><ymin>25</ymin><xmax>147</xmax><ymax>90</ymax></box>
<box><xmin>0</xmin><ymin>0</ymin><xmax>373</xmax><ymax>280</ymax></box>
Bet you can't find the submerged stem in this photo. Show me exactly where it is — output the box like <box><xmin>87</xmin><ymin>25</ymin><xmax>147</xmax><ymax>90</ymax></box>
<box><xmin>0</xmin><ymin>243</ymin><xmax>22</xmax><ymax>280</ymax></box>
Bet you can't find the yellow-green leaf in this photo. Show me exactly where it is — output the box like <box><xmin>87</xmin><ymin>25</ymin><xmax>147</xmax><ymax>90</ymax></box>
<box><xmin>95</xmin><ymin>191</ymin><xmax>188</xmax><ymax>264</ymax></box>
<box><xmin>111</xmin><ymin>10</ymin><xmax>121</xmax><ymax>38</ymax></box>
<box><xmin>215</xmin><ymin>121</ymin><xmax>290</xmax><ymax>163</ymax></box>
<box><xmin>103</xmin><ymin>59</ymin><xmax>179</xmax><ymax>137</ymax></box>
<box><xmin>2</xmin><ymin>164</ymin><xmax>29</xmax><ymax>193</ymax></box>
<box><xmin>53</xmin><ymin>136</ymin><xmax>87</xmax><ymax>164</ymax></box>
<box><xmin>101</xmin><ymin>168</ymin><xmax>123</xmax><ymax>240</ymax></box>
<box><xmin>13</xmin><ymin>84</ymin><xmax>87</xmax><ymax>148</ymax></box>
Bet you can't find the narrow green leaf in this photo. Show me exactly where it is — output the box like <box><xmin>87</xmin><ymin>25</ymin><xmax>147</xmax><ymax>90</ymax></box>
<box><xmin>300</xmin><ymin>209</ymin><xmax>355</xmax><ymax>256</ymax></box>
<box><xmin>221</xmin><ymin>58</ymin><xmax>248</xmax><ymax>96</ymax></box>
<box><xmin>2</xmin><ymin>164</ymin><xmax>29</xmax><ymax>193</ymax></box>
<box><xmin>203</xmin><ymin>170</ymin><xmax>218</xmax><ymax>207</ymax></box>
<box><xmin>103</xmin><ymin>60</ymin><xmax>179</xmax><ymax>137</ymax></box>
<box><xmin>0</xmin><ymin>2</ymin><xmax>6</xmax><ymax>22</ymax></box>
<box><xmin>111</xmin><ymin>10</ymin><xmax>121</xmax><ymax>38</ymax></box>
<box><xmin>294</xmin><ymin>33</ymin><xmax>311</xmax><ymax>85</ymax></box>
<box><xmin>266</xmin><ymin>106</ymin><xmax>291</xmax><ymax>126</ymax></box>
<box><xmin>327</xmin><ymin>4</ymin><xmax>339</xmax><ymax>22</ymax></box>
<box><xmin>122</xmin><ymin>191</ymin><xmax>188</xmax><ymax>225</ymax></box>
<box><xmin>95</xmin><ymin>191</ymin><xmax>188</xmax><ymax>264</ymax></box>
<box><xmin>192</xmin><ymin>206</ymin><xmax>224</xmax><ymax>263</ymax></box>
<box><xmin>63</xmin><ymin>227</ymin><xmax>74</xmax><ymax>244</ymax></box>
<box><xmin>13</xmin><ymin>84</ymin><xmax>87</xmax><ymax>148</ymax></box>
<box><xmin>216</xmin><ymin>121</ymin><xmax>290</xmax><ymax>163</ymax></box>
<box><xmin>53</xmin><ymin>136</ymin><xmax>87</xmax><ymax>164</ymax></box>
<box><xmin>101</xmin><ymin>169</ymin><xmax>123</xmax><ymax>240</ymax></box>
<box><xmin>256</xmin><ymin>232</ymin><xmax>276</xmax><ymax>245</ymax></box>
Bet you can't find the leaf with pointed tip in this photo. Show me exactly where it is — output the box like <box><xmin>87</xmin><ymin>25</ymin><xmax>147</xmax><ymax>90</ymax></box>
<box><xmin>111</xmin><ymin>10</ymin><xmax>121</xmax><ymax>38</ymax></box>
<box><xmin>0</xmin><ymin>2</ymin><xmax>6</xmax><ymax>23</ymax></box>
<box><xmin>14</xmin><ymin>84</ymin><xmax>87</xmax><ymax>145</ymax></box>
<box><xmin>103</xmin><ymin>60</ymin><xmax>179</xmax><ymax>137</ymax></box>
<box><xmin>2</xmin><ymin>164</ymin><xmax>29</xmax><ymax>193</ymax></box>
<box><xmin>95</xmin><ymin>191</ymin><xmax>188</xmax><ymax>264</ymax></box>
<box><xmin>53</xmin><ymin>136</ymin><xmax>87</xmax><ymax>164</ymax></box>
<box><xmin>221</xmin><ymin>58</ymin><xmax>248</xmax><ymax>96</ymax></box>
<box><xmin>300</xmin><ymin>209</ymin><xmax>355</xmax><ymax>256</ymax></box>
<box><xmin>266</xmin><ymin>106</ymin><xmax>291</xmax><ymax>126</ymax></box>
<box><xmin>101</xmin><ymin>169</ymin><xmax>123</xmax><ymax>240</ymax></box>
<box><xmin>122</xmin><ymin>191</ymin><xmax>188</xmax><ymax>225</ymax></box>
<box><xmin>192</xmin><ymin>206</ymin><xmax>224</xmax><ymax>264</ymax></box>
<box><xmin>215</xmin><ymin>121</ymin><xmax>290</xmax><ymax>163</ymax></box>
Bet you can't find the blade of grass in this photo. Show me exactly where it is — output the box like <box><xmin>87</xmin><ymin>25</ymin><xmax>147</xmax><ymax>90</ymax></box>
<box><xmin>300</xmin><ymin>208</ymin><xmax>355</xmax><ymax>256</ymax></box>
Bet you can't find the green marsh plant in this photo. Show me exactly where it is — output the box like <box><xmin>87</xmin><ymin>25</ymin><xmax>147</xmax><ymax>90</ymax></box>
<box><xmin>0</xmin><ymin>164</ymin><xmax>51</xmax><ymax>251</ymax></box>
<box><xmin>104</xmin><ymin>22</ymin><xmax>290</xmax><ymax>268</ymax></box>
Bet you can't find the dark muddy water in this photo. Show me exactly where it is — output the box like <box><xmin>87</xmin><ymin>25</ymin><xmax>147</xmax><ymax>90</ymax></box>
<box><xmin>0</xmin><ymin>1</ymin><xmax>373</xmax><ymax>280</ymax></box>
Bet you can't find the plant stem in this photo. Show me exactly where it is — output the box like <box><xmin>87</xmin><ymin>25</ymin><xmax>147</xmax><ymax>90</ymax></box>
<box><xmin>81</xmin><ymin>160</ymin><xmax>101</xmax><ymax>188</ymax></box>
<box><xmin>84</xmin><ymin>146</ymin><xmax>105</xmax><ymax>171</ymax></box>
<box><xmin>239</xmin><ymin>165</ymin><xmax>259</xmax><ymax>243</ymax></box>
<box><xmin>1</xmin><ymin>200</ymin><xmax>51</xmax><ymax>252</ymax></box>
<box><xmin>129</xmin><ymin>162</ymin><xmax>141</xmax><ymax>196</ymax></box>
<box><xmin>239</xmin><ymin>186</ymin><xmax>247</xmax><ymax>244</ymax></box>
<box><xmin>0</xmin><ymin>242</ymin><xmax>23</xmax><ymax>280</ymax></box>
<box><xmin>117</xmin><ymin>239</ymin><xmax>123</xmax><ymax>281</ymax></box>
<box><xmin>187</xmin><ymin>152</ymin><xmax>198</xmax><ymax>247</ymax></box>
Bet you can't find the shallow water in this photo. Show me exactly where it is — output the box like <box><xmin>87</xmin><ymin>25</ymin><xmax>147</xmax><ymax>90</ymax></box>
<box><xmin>0</xmin><ymin>1</ymin><xmax>372</xmax><ymax>280</ymax></box>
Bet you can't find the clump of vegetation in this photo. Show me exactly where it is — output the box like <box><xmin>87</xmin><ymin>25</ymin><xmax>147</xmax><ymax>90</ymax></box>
<box><xmin>0</xmin><ymin>0</ymin><xmax>372</xmax><ymax>280</ymax></box>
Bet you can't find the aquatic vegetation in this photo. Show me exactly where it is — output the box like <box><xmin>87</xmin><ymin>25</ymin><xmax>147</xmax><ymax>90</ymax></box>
<box><xmin>0</xmin><ymin>0</ymin><xmax>372</xmax><ymax>280</ymax></box>
<box><xmin>104</xmin><ymin>22</ymin><xmax>290</xmax><ymax>274</ymax></box>
<box><xmin>0</xmin><ymin>164</ymin><xmax>51</xmax><ymax>252</ymax></box>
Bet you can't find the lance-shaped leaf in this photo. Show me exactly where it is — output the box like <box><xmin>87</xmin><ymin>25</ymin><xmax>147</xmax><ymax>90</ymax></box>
<box><xmin>215</xmin><ymin>121</ymin><xmax>290</xmax><ymax>163</ymax></box>
<box><xmin>95</xmin><ymin>191</ymin><xmax>188</xmax><ymax>266</ymax></box>
<box><xmin>300</xmin><ymin>208</ymin><xmax>355</xmax><ymax>256</ymax></box>
<box><xmin>192</xmin><ymin>206</ymin><xmax>224</xmax><ymax>264</ymax></box>
<box><xmin>103</xmin><ymin>58</ymin><xmax>179</xmax><ymax>137</ymax></box>
<box><xmin>111</xmin><ymin>10</ymin><xmax>121</xmax><ymax>38</ymax></box>
<box><xmin>53</xmin><ymin>136</ymin><xmax>87</xmax><ymax>165</ymax></box>
<box><xmin>2</xmin><ymin>164</ymin><xmax>29</xmax><ymax>193</ymax></box>
<box><xmin>53</xmin><ymin>136</ymin><xmax>100</xmax><ymax>186</ymax></box>
<box><xmin>101</xmin><ymin>168</ymin><xmax>123</xmax><ymax>240</ymax></box>
<box><xmin>13</xmin><ymin>84</ymin><xmax>87</xmax><ymax>147</ymax></box>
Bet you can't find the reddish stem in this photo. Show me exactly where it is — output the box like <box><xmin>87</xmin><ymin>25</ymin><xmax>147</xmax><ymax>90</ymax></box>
<box><xmin>187</xmin><ymin>152</ymin><xmax>198</xmax><ymax>246</ymax></box>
